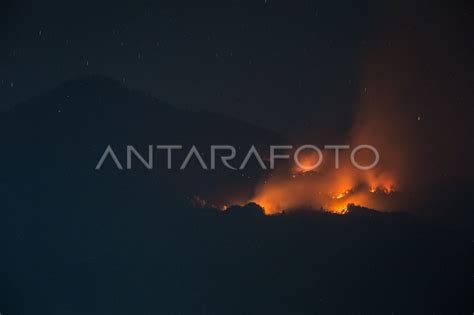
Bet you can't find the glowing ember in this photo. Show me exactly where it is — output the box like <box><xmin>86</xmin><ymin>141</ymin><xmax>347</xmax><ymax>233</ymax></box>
<box><xmin>332</xmin><ymin>189</ymin><xmax>352</xmax><ymax>200</ymax></box>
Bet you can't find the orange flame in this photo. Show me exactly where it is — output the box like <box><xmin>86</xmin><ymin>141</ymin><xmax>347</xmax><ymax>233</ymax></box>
<box><xmin>249</xmin><ymin>146</ymin><xmax>399</xmax><ymax>215</ymax></box>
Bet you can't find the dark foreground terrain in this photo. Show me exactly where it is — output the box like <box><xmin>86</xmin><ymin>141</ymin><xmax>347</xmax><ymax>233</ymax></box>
<box><xmin>2</xmin><ymin>199</ymin><xmax>472</xmax><ymax>314</ymax></box>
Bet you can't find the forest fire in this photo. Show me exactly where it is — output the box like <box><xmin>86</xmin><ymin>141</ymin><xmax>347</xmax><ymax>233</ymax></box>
<box><xmin>243</xmin><ymin>139</ymin><xmax>400</xmax><ymax>215</ymax></box>
<box><xmin>249</xmin><ymin>169</ymin><xmax>398</xmax><ymax>215</ymax></box>
<box><xmin>211</xmin><ymin>12</ymin><xmax>470</xmax><ymax>219</ymax></box>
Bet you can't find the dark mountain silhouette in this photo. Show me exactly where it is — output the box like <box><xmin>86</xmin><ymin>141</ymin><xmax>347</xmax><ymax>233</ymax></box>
<box><xmin>225</xmin><ymin>202</ymin><xmax>265</xmax><ymax>218</ymax></box>
<box><xmin>1</xmin><ymin>75</ymin><xmax>285</xmax><ymax>207</ymax></box>
<box><xmin>1</xmin><ymin>76</ymin><xmax>472</xmax><ymax>314</ymax></box>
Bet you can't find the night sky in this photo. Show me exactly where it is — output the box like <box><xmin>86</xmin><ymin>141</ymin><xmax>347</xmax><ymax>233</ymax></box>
<box><xmin>0</xmin><ymin>0</ymin><xmax>439</xmax><ymax>136</ymax></box>
<box><xmin>1</xmin><ymin>0</ymin><xmax>473</xmax><ymax>154</ymax></box>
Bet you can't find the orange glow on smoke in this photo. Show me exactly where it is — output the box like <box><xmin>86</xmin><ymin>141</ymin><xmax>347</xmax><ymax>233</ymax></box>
<box><xmin>243</xmin><ymin>22</ymin><xmax>428</xmax><ymax>216</ymax></box>
<box><xmin>291</xmin><ymin>150</ymin><xmax>321</xmax><ymax>174</ymax></box>
<box><xmin>249</xmin><ymin>147</ymin><xmax>399</xmax><ymax>215</ymax></box>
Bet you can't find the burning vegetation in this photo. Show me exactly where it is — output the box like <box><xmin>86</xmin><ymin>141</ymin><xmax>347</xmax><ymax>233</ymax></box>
<box><xmin>249</xmin><ymin>150</ymin><xmax>398</xmax><ymax>215</ymax></box>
